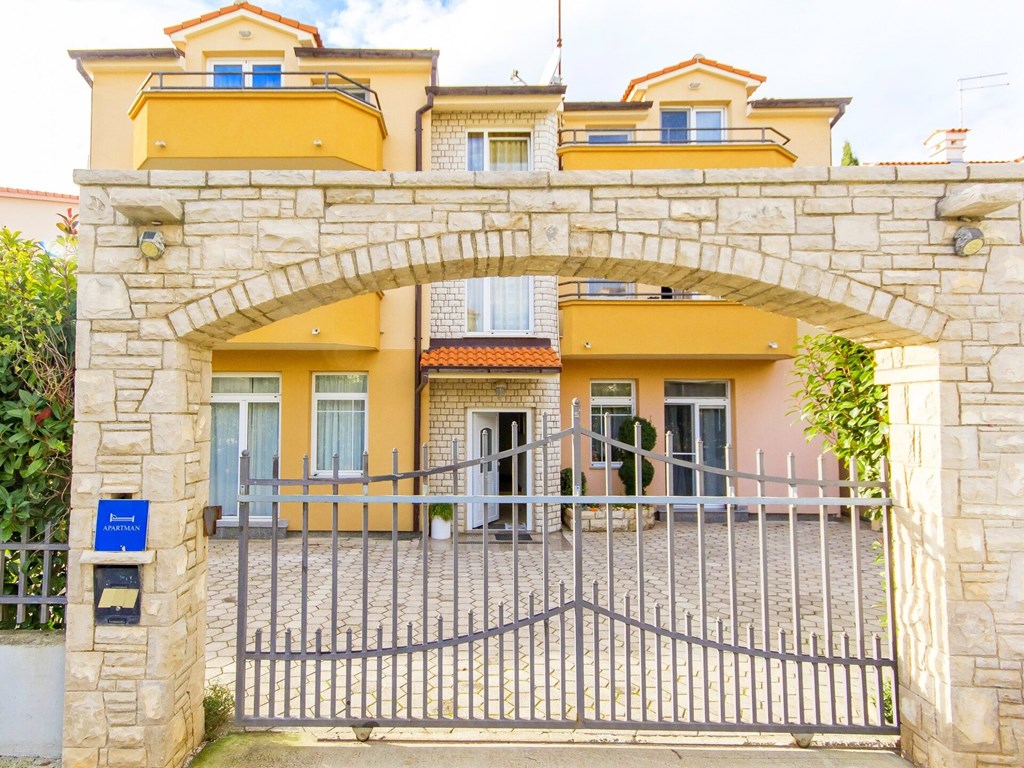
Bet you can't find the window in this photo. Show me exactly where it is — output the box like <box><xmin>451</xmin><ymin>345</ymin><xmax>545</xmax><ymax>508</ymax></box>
<box><xmin>587</xmin><ymin>279</ymin><xmax>632</xmax><ymax>296</ymax></box>
<box><xmin>664</xmin><ymin>381</ymin><xmax>730</xmax><ymax>497</ymax></box>
<box><xmin>467</xmin><ymin>131</ymin><xmax>531</xmax><ymax>171</ymax></box>
<box><xmin>587</xmin><ymin>128</ymin><xmax>631</xmax><ymax>144</ymax></box>
<box><xmin>312</xmin><ymin>374</ymin><xmax>368</xmax><ymax>475</ymax></box>
<box><xmin>466</xmin><ymin>276</ymin><xmax>533</xmax><ymax>334</ymax></box>
<box><xmin>660</xmin><ymin>108</ymin><xmax>726</xmax><ymax>144</ymax></box>
<box><xmin>211</xmin><ymin>61</ymin><xmax>282</xmax><ymax>89</ymax></box>
<box><xmin>210</xmin><ymin>375</ymin><xmax>281</xmax><ymax>519</ymax></box>
<box><xmin>590</xmin><ymin>381</ymin><xmax>635</xmax><ymax>465</ymax></box>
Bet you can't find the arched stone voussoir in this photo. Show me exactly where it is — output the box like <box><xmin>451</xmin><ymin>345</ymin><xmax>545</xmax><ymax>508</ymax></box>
<box><xmin>172</xmin><ymin>230</ymin><xmax>942</xmax><ymax>348</ymax></box>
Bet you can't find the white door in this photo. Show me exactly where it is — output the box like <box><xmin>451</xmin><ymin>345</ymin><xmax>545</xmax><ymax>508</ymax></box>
<box><xmin>469</xmin><ymin>411</ymin><xmax>501</xmax><ymax>528</ymax></box>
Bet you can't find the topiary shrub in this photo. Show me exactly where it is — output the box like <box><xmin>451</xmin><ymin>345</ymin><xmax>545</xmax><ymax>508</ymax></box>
<box><xmin>617</xmin><ymin>416</ymin><xmax>656</xmax><ymax>496</ymax></box>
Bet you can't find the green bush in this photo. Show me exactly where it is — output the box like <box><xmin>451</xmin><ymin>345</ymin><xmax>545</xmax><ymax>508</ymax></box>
<box><xmin>559</xmin><ymin>467</ymin><xmax>587</xmax><ymax>497</ymax></box>
<box><xmin>428</xmin><ymin>502</ymin><xmax>453</xmax><ymax>522</ymax></box>
<box><xmin>203</xmin><ymin>683</ymin><xmax>235</xmax><ymax>740</ymax></box>
<box><xmin>617</xmin><ymin>416</ymin><xmax>656</xmax><ymax>496</ymax></box>
<box><xmin>0</xmin><ymin>224</ymin><xmax>76</xmax><ymax>630</ymax></box>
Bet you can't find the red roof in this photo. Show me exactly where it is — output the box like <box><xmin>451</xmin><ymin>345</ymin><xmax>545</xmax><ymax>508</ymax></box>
<box><xmin>0</xmin><ymin>187</ymin><xmax>79</xmax><ymax>202</ymax></box>
<box><xmin>622</xmin><ymin>56</ymin><xmax>766</xmax><ymax>101</ymax></box>
<box><xmin>164</xmin><ymin>2</ymin><xmax>323</xmax><ymax>46</ymax></box>
<box><xmin>873</xmin><ymin>159</ymin><xmax>1023</xmax><ymax>166</ymax></box>
<box><xmin>420</xmin><ymin>345</ymin><xmax>561</xmax><ymax>371</ymax></box>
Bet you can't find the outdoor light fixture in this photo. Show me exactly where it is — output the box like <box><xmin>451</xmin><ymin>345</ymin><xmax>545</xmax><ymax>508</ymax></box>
<box><xmin>138</xmin><ymin>230</ymin><xmax>166</xmax><ymax>260</ymax></box>
<box><xmin>495</xmin><ymin>384</ymin><xmax>506</xmax><ymax>399</ymax></box>
<box><xmin>953</xmin><ymin>226</ymin><xmax>985</xmax><ymax>256</ymax></box>
<box><xmin>239</xmin><ymin>29</ymin><xmax>253</xmax><ymax>39</ymax></box>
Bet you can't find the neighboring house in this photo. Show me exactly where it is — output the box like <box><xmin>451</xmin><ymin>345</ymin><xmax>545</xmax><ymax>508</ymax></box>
<box><xmin>69</xmin><ymin>2</ymin><xmax>849</xmax><ymax>534</ymax></box>
<box><xmin>0</xmin><ymin>187</ymin><xmax>79</xmax><ymax>247</ymax></box>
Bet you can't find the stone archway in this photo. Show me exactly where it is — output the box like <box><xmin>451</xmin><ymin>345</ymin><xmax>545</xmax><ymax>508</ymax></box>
<box><xmin>68</xmin><ymin>165</ymin><xmax>1024</xmax><ymax>768</ymax></box>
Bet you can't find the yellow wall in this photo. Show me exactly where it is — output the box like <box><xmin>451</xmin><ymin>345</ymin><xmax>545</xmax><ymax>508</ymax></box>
<box><xmin>559</xmin><ymin>357</ymin><xmax>835</xmax><ymax>498</ymax></box>
<box><xmin>224</xmin><ymin>293</ymin><xmax>382</xmax><ymax>350</ymax></box>
<box><xmin>560</xmin><ymin>299</ymin><xmax>798</xmax><ymax>358</ymax></box>
<box><xmin>213</xmin><ymin>348</ymin><xmax>416</xmax><ymax>531</ymax></box>
<box><xmin>562</xmin><ymin>66</ymin><xmax>835</xmax><ymax>168</ymax></box>
<box><xmin>89</xmin><ymin>65</ymin><xmax>171</xmax><ymax>170</ymax></box>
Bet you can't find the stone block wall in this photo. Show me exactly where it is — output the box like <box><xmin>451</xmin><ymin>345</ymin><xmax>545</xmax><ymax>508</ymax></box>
<box><xmin>430</xmin><ymin>111</ymin><xmax>558</xmax><ymax>172</ymax></box>
<box><xmin>425</xmin><ymin>377</ymin><xmax>561</xmax><ymax>532</ymax></box>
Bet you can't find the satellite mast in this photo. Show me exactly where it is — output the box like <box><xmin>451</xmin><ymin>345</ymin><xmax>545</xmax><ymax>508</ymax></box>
<box><xmin>557</xmin><ymin>0</ymin><xmax>563</xmax><ymax>82</ymax></box>
<box><xmin>957</xmin><ymin>72</ymin><xmax>1009</xmax><ymax>128</ymax></box>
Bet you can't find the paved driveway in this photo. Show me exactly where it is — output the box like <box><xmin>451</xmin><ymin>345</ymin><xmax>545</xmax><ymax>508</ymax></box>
<box><xmin>206</xmin><ymin>518</ymin><xmax>892</xmax><ymax>733</ymax></box>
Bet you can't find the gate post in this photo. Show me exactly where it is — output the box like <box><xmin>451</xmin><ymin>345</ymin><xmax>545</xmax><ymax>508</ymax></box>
<box><xmin>64</xmin><ymin>323</ymin><xmax>210</xmax><ymax>767</ymax></box>
<box><xmin>878</xmin><ymin>342</ymin><xmax>1022</xmax><ymax>767</ymax></box>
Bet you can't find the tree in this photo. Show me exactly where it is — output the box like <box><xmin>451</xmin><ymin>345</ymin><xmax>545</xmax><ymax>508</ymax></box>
<box><xmin>841</xmin><ymin>141</ymin><xmax>860</xmax><ymax>166</ymax></box>
<box><xmin>0</xmin><ymin>220</ymin><xmax>76</xmax><ymax>628</ymax></box>
<box><xmin>617</xmin><ymin>416</ymin><xmax>656</xmax><ymax>496</ymax></box>
<box><xmin>791</xmin><ymin>334</ymin><xmax>888</xmax><ymax>487</ymax></box>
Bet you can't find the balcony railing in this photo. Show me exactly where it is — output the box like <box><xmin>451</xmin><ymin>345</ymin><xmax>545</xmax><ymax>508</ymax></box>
<box><xmin>558</xmin><ymin>126</ymin><xmax>790</xmax><ymax>147</ymax></box>
<box><xmin>559</xmin><ymin>280</ymin><xmax>716</xmax><ymax>301</ymax></box>
<box><xmin>138</xmin><ymin>70</ymin><xmax>382</xmax><ymax>112</ymax></box>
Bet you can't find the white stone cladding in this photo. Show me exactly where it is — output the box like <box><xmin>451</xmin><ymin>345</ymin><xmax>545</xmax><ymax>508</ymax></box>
<box><xmin>428</xmin><ymin>275</ymin><xmax>559</xmax><ymax>351</ymax></box>
<box><xmin>68</xmin><ymin>165</ymin><xmax>1024</xmax><ymax>768</ymax></box>
<box><xmin>426</xmin><ymin>377</ymin><xmax>561</xmax><ymax>532</ymax></box>
<box><xmin>430</xmin><ymin>110</ymin><xmax>559</xmax><ymax>172</ymax></box>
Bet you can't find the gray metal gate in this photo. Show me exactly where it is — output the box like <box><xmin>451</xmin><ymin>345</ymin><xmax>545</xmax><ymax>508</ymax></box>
<box><xmin>234</xmin><ymin>400</ymin><xmax>898</xmax><ymax>736</ymax></box>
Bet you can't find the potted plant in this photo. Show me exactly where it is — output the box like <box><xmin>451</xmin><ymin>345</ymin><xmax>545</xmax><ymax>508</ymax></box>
<box><xmin>429</xmin><ymin>502</ymin><xmax>453</xmax><ymax>540</ymax></box>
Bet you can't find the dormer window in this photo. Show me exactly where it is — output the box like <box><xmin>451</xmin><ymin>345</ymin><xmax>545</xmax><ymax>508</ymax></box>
<box><xmin>211</xmin><ymin>61</ymin><xmax>283</xmax><ymax>89</ymax></box>
<box><xmin>660</xmin><ymin>108</ymin><xmax>725</xmax><ymax>144</ymax></box>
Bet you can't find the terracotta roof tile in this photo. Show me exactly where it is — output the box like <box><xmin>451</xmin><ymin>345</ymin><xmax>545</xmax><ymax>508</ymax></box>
<box><xmin>420</xmin><ymin>345</ymin><xmax>561</xmax><ymax>371</ymax></box>
<box><xmin>0</xmin><ymin>187</ymin><xmax>79</xmax><ymax>202</ymax></box>
<box><xmin>164</xmin><ymin>2</ymin><xmax>322</xmax><ymax>47</ymax></box>
<box><xmin>873</xmin><ymin>159</ymin><xmax>1023</xmax><ymax>165</ymax></box>
<box><xmin>622</xmin><ymin>56</ymin><xmax>766</xmax><ymax>101</ymax></box>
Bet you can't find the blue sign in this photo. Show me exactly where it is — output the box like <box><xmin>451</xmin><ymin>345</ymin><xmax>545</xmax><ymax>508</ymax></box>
<box><xmin>95</xmin><ymin>500</ymin><xmax>150</xmax><ymax>552</ymax></box>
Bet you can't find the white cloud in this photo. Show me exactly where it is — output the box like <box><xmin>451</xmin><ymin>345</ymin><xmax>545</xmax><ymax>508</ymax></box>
<box><xmin>1</xmin><ymin>0</ymin><xmax>1020</xmax><ymax>195</ymax></box>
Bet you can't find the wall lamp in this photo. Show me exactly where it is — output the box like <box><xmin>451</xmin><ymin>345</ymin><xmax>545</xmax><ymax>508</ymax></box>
<box><xmin>953</xmin><ymin>226</ymin><xmax>985</xmax><ymax>257</ymax></box>
<box><xmin>139</xmin><ymin>230</ymin><xmax>166</xmax><ymax>260</ymax></box>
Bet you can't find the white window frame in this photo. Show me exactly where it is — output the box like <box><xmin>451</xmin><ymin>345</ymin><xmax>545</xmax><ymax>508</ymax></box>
<box><xmin>465</xmin><ymin>129</ymin><xmax>533</xmax><ymax>171</ymax></box>
<box><xmin>464</xmin><ymin>276</ymin><xmax>535</xmax><ymax>336</ymax></box>
<box><xmin>210</xmin><ymin>374</ymin><xmax>282</xmax><ymax>521</ymax></box>
<box><xmin>310</xmin><ymin>372</ymin><xmax>369</xmax><ymax>478</ymax></box>
<box><xmin>206</xmin><ymin>58</ymin><xmax>284</xmax><ymax>88</ymax></box>
<box><xmin>660</xmin><ymin>107</ymin><xmax>727</xmax><ymax>143</ymax></box>
<box><xmin>590</xmin><ymin>380</ymin><xmax>636</xmax><ymax>467</ymax></box>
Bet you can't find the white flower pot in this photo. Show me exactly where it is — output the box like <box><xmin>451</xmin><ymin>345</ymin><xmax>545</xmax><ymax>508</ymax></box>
<box><xmin>430</xmin><ymin>516</ymin><xmax>451</xmax><ymax>540</ymax></box>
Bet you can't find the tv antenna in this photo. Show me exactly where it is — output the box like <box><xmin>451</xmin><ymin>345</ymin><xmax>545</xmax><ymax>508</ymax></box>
<box><xmin>958</xmin><ymin>72</ymin><xmax>1009</xmax><ymax>127</ymax></box>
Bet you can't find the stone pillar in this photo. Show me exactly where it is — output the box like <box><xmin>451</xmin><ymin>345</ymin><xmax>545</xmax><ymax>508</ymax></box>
<box><xmin>65</xmin><ymin>215</ymin><xmax>210</xmax><ymax>768</ymax></box>
<box><xmin>879</xmin><ymin>342</ymin><xmax>1023</xmax><ymax>767</ymax></box>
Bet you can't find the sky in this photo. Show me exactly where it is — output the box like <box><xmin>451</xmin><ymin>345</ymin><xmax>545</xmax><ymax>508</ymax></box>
<box><xmin>1</xmin><ymin>0</ymin><xmax>1022</xmax><ymax>195</ymax></box>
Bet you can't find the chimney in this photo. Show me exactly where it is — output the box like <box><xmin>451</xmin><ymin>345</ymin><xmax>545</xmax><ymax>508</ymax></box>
<box><xmin>925</xmin><ymin>128</ymin><xmax>969</xmax><ymax>163</ymax></box>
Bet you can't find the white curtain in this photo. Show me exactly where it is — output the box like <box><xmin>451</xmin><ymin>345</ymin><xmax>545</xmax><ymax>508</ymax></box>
<box><xmin>210</xmin><ymin>403</ymin><xmax>240</xmax><ymax>516</ymax></box>
<box><xmin>490</xmin><ymin>136</ymin><xmax>529</xmax><ymax>171</ymax></box>
<box><xmin>247</xmin><ymin>402</ymin><xmax>279</xmax><ymax>516</ymax></box>
<box><xmin>316</xmin><ymin>400</ymin><xmax>366</xmax><ymax>472</ymax></box>
<box><xmin>489</xmin><ymin>276</ymin><xmax>530</xmax><ymax>331</ymax></box>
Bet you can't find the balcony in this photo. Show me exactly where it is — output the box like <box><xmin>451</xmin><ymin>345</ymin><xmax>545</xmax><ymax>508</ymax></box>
<box><xmin>558</xmin><ymin>127</ymin><xmax>797</xmax><ymax>171</ymax></box>
<box><xmin>559</xmin><ymin>281</ymin><xmax>797</xmax><ymax>359</ymax></box>
<box><xmin>128</xmin><ymin>71</ymin><xmax>387</xmax><ymax>171</ymax></box>
<box><xmin>221</xmin><ymin>293</ymin><xmax>383</xmax><ymax>351</ymax></box>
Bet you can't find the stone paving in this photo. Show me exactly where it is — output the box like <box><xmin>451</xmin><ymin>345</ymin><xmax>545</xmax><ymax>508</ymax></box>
<box><xmin>207</xmin><ymin>517</ymin><xmax>892</xmax><ymax>734</ymax></box>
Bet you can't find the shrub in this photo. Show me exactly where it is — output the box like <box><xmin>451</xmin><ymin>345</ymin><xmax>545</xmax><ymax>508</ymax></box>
<box><xmin>428</xmin><ymin>502</ymin><xmax>453</xmax><ymax>522</ymax></box>
<box><xmin>559</xmin><ymin>467</ymin><xmax>587</xmax><ymax>497</ymax></box>
<box><xmin>203</xmin><ymin>683</ymin><xmax>234</xmax><ymax>740</ymax></box>
<box><xmin>617</xmin><ymin>416</ymin><xmax>656</xmax><ymax>496</ymax></box>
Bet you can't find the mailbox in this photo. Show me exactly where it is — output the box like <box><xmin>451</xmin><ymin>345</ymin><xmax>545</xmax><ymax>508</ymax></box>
<box><xmin>94</xmin><ymin>565</ymin><xmax>141</xmax><ymax>625</ymax></box>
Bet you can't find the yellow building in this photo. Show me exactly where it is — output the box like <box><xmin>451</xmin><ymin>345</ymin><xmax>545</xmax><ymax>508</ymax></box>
<box><xmin>70</xmin><ymin>2</ymin><xmax>848</xmax><ymax>533</ymax></box>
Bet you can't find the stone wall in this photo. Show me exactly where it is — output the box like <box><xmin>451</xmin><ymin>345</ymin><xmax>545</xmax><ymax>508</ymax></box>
<box><xmin>426</xmin><ymin>377</ymin><xmax>561</xmax><ymax>532</ymax></box>
<box><xmin>69</xmin><ymin>165</ymin><xmax>1024</xmax><ymax>768</ymax></box>
<box><xmin>430</xmin><ymin>111</ymin><xmax>558</xmax><ymax>172</ymax></box>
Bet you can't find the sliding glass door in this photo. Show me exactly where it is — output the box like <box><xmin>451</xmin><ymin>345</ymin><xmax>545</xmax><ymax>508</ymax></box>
<box><xmin>210</xmin><ymin>375</ymin><xmax>281</xmax><ymax>518</ymax></box>
<box><xmin>664</xmin><ymin>381</ymin><xmax>730</xmax><ymax>499</ymax></box>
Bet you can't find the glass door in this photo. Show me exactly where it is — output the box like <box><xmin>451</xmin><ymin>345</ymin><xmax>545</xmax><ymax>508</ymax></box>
<box><xmin>210</xmin><ymin>376</ymin><xmax>281</xmax><ymax>519</ymax></box>
<box><xmin>468</xmin><ymin>411</ymin><xmax>501</xmax><ymax>529</ymax></box>
<box><xmin>664</xmin><ymin>381</ymin><xmax>730</xmax><ymax>500</ymax></box>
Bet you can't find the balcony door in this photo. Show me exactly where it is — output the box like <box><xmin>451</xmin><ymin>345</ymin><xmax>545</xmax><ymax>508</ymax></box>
<box><xmin>664</xmin><ymin>381</ymin><xmax>729</xmax><ymax>500</ymax></box>
<box><xmin>209</xmin><ymin>60</ymin><xmax>283</xmax><ymax>89</ymax></box>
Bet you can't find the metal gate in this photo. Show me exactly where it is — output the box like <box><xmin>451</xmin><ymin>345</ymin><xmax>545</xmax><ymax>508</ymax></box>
<box><xmin>234</xmin><ymin>401</ymin><xmax>898</xmax><ymax>735</ymax></box>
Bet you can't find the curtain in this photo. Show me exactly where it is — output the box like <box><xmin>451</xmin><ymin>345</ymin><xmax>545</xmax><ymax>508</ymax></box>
<box><xmin>466</xmin><ymin>278</ymin><xmax>484</xmax><ymax>331</ymax></box>
<box><xmin>210</xmin><ymin>403</ymin><xmax>241</xmax><ymax>516</ymax></box>
<box><xmin>467</xmin><ymin>133</ymin><xmax>485</xmax><ymax>171</ymax></box>
<box><xmin>490</xmin><ymin>137</ymin><xmax>529</xmax><ymax>170</ymax></box>
<box><xmin>316</xmin><ymin>399</ymin><xmax>366</xmax><ymax>472</ymax></box>
<box><xmin>490</xmin><ymin>276</ymin><xmax>530</xmax><ymax>331</ymax></box>
<box><xmin>248</xmin><ymin>402</ymin><xmax>280</xmax><ymax>516</ymax></box>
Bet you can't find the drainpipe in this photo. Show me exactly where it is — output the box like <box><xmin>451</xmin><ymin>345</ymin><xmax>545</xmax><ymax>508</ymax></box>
<box><xmin>411</xmin><ymin>53</ymin><xmax>438</xmax><ymax>532</ymax></box>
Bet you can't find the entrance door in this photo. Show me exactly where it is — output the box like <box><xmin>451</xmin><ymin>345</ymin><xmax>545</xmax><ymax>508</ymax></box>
<box><xmin>468</xmin><ymin>411</ymin><xmax>500</xmax><ymax>528</ymax></box>
<box><xmin>664</xmin><ymin>381</ymin><xmax>729</xmax><ymax>499</ymax></box>
<box><xmin>210</xmin><ymin>375</ymin><xmax>281</xmax><ymax>519</ymax></box>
